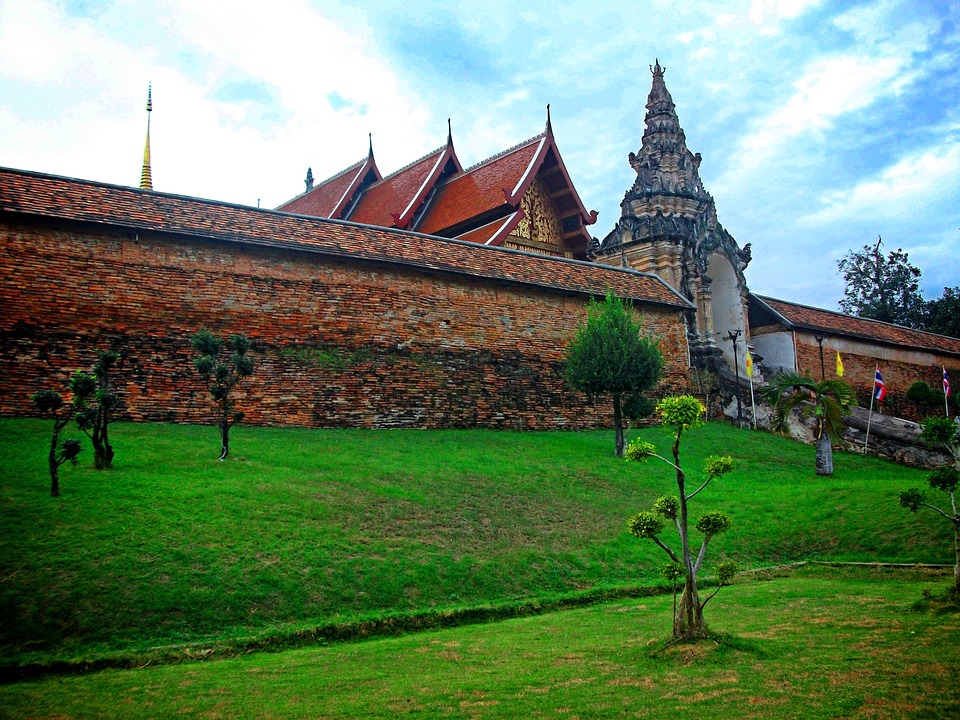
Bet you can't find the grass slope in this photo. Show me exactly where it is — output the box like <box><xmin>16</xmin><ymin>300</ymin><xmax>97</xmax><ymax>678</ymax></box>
<box><xmin>3</xmin><ymin>566</ymin><xmax>958</xmax><ymax>719</ymax></box>
<box><xmin>0</xmin><ymin>419</ymin><xmax>949</xmax><ymax>666</ymax></box>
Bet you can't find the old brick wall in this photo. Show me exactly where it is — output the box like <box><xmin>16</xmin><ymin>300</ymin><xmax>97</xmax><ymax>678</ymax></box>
<box><xmin>794</xmin><ymin>334</ymin><xmax>957</xmax><ymax>421</ymax></box>
<box><xmin>0</xmin><ymin>217</ymin><xmax>690</xmax><ymax>429</ymax></box>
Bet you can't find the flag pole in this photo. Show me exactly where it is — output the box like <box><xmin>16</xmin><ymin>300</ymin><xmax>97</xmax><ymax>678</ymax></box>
<box><xmin>945</xmin><ymin>367</ymin><xmax>951</xmax><ymax>420</ymax></box>
<box><xmin>864</xmin><ymin>364</ymin><xmax>877</xmax><ymax>453</ymax></box>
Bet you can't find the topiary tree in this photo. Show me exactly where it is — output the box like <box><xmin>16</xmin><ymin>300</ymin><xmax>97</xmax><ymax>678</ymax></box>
<box><xmin>71</xmin><ymin>350</ymin><xmax>122</xmax><ymax>469</ymax></box>
<box><xmin>761</xmin><ymin>371</ymin><xmax>855</xmax><ymax>476</ymax></box>
<box><xmin>191</xmin><ymin>330</ymin><xmax>255</xmax><ymax>460</ymax></box>
<box><xmin>899</xmin><ymin>416</ymin><xmax>960</xmax><ymax>592</ymax></box>
<box><xmin>30</xmin><ymin>389</ymin><xmax>82</xmax><ymax>497</ymax></box>
<box><xmin>565</xmin><ymin>292</ymin><xmax>664</xmax><ymax>456</ymax></box>
<box><xmin>625</xmin><ymin>395</ymin><xmax>737</xmax><ymax>639</ymax></box>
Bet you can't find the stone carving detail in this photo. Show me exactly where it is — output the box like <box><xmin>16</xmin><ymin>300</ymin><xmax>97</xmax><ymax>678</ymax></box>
<box><xmin>589</xmin><ymin>60</ymin><xmax>752</xmax><ymax>371</ymax></box>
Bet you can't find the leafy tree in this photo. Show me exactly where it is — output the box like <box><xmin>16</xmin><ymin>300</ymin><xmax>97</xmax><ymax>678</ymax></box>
<box><xmin>899</xmin><ymin>416</ymin><xmax>960</xmax><ymax>591</ymax></box>
<box><xmin>837</xmin><ymin>238</ymin><xmax>925</xmax><ymax>328</ymax></box>
<box><xmin>625</xmin><ymin>395</ymin><xmax>737</xmax><ymax>639</ymax></box>
<box><xmin>925</xmin><ymin>286</ymin><xmax>960</xmax><ymax>339</ymax></box>
<box><xmin>191</xmin><ymin>330</ymin><xmax>255</xmax><ymax>460</ymax></box>
<box><xmin>71</xmin><ymin>350</ymin><xmax>122</xmax><ymax>469</ymax></box>
<box><xmin>30</xmin><ymin>389</ymin><xmax>82</xmax><ymax>497</ymax></box>
<box><xmin>565</xmin><ymin>292</ymin><xmax>664</xmax><ymax>456</ymax></box>
<box><xmin>761</xmin><ymin>372</ymin><xmax>855</xmax><ymax>476</ymax></box>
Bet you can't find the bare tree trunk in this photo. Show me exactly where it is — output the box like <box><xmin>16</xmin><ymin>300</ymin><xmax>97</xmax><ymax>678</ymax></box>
<box><xmin>674</xmin><ymin>580</ymin><xmax>706</xmax><ymax>638</ymax></box>
<box><xmin>815</xmin><ymin>434</ymin><xmax>834</xmax><ymax>476</ymax></box>
<box><xmin>48</xmin><ymin>430</ymin><xmax>60</xmax><ymax>497</ymax></box>
<box><xmin>613</xmin><ymin>393</ymin><xmax>625</xmax><ymax>457</ymax></box>
<box><xmin>220</xmin><ymin>420</ymin><xmax>230</xmax><ymax>461</ymax></box>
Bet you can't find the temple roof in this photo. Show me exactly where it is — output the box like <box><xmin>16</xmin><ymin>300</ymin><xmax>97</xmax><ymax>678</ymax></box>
<box><xmin>347</xmin><ymin>133</ymin><xmax>461</xmax><ymax>229</ymax></box>
<box><xmin>277</xmin><ymin>147</ymin><xmax>380</xmax><ymax>219</ymax></box>
<box><xmin>415</xmin><ymin>118</ymin><xmax>597</xmax><ymax>253</ymax></box>
<box><xmin>750</xmin><ymin>294</ymin><xmax>960</xmax><ymax>356</ymax></box>
<box><xmin>0</xmin><ymin>167</ymin><xmax>692</xmax><ymax>311</ymax></box>
<box><xmin>279</xmin><ymin>113</ymin><xmax>597</xmax><ymax>256</ymax></box>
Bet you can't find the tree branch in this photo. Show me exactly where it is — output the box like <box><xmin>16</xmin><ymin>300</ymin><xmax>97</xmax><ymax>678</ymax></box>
<box><xmin>651</xmin><ymin>536</ymin><xmax>681</xmax><ymax>564</ymax></box>
<box><xmin>685</xmin><ymin>476</ymin><xmax>714</xmax><ymax>502</ymax></box>
<box><xmin>919</xmin><ymin>501</ymin><xmax>957</xmax><ymax>523</ymax></box>
<box><xmin>693</xmin><ymin>536</ymin><xmax>710</xmax><ymax>574</ymax></box>
<box><xmin>699</xmin><ymin>583</ymin><xmax>723</xmax><ymax>611</ymax></box>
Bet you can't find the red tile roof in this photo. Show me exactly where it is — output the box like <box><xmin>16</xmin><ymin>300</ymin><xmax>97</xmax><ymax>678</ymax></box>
<box><xmin>415</xmin><ymin>136</ymin><xmax>542</xmax><ymax>236</ymax></box>
<box><xmin>0</xmin><ymin>167</ymin><xmax>692</xmax><ymax>310</ymax></box>
<box><xmin>277</xmin><ymin>152</ymin><xmax>380</xmax><ymax>219</ymax></box>
<box><xmin>453</xmin><ymin>213</ymin><xmax>521</xmax><ymax>245</ymax></box>
<box><xmin>347</xmin><ymin>141</ymin><xmax>460</xmax><ymax>229</ymax></box>
<box><xmin>752</xmin><ymin>294</ymin><xmax>960</xmax><ymax>356</ymax></box>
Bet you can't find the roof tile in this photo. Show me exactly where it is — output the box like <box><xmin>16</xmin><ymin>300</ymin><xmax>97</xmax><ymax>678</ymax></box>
<box><xmin>753</xmin><ymin>294</ymin><xmax>960</xmax><ymax>356</ymax></box>
<box><xmin>0</xmin><ymin>167</ymin><xmax>692</xmax><ymax>311</ymax></box>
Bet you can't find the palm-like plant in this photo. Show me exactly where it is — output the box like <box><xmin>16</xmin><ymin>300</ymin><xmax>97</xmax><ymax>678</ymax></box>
<box><xmin>761</xmin><ymin>371</ymin><xmax>856</xmax><ymax>476</ymax></box>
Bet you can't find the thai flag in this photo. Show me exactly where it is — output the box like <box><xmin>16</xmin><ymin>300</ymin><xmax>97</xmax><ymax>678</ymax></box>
<box><xmin>945</xmin><ymin>368</ymin><xmax>952</xmax><ymax>399</ymax></box>
<box><xmin>874</xmin><ymin>369</ymin><xmax>887</xmax><ymax>402</ymax></box>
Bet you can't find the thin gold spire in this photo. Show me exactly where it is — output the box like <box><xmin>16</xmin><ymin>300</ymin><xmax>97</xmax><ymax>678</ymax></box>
<box><xmin>140</xmin><ymin>84</ymin><xmax>153</xmax><ymax>190</ymax></box>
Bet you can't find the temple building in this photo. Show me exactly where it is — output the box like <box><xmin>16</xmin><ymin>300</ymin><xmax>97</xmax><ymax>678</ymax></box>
<box><xmin>590</xmin><ymin>61</ymin><xmax>751</xmax><ymax>372</ymax></box>
<box><xmin>278</xmin><ymin>110</ymin><xmax>598</xmax><ymax>260</ymax></box>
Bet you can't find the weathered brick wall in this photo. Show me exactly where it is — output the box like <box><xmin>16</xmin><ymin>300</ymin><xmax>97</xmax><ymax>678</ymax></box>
<box><xmin>0</xmin><ymin>217</ymin><xmax>690</xmax><ymax>429</ymax></box>
<box><xmin>795</xmin><ymin>336</ymin><xmax>956</xmax><ymax>421</ymax></box>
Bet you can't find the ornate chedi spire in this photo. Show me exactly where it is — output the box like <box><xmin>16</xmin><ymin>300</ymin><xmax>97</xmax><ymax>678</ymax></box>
<box><xmin>140</xmin><ymin>84</ymin><xmax>153</xmax><ymax>190</ymax></box>
<box><xmin>590</xmin><ymin>61</ymin><xmax>752</xmax><ymax>373</ymax></box>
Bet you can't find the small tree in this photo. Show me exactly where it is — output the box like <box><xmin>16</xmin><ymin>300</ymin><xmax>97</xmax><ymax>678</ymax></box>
<box><xmin>838</xmin><ymin>238</ymin><xmax>926</xmax><ymax>329</ymax></box>
<box><xmin>191</xmin><ymin>330</ymin><xmax>255</xmax><ymax>460</ymax></box>
<box><xmin>71</xmin><ymin>350</ymin><xmax>122</xmax><ymax>469</ymax></box>
<box><xmin>30</xmin><ymin>389</ymin><xmax>82</xmax><ymax>497</ymax></box>
<box><xmin>565</xmin><ymin>292</ymin><xmax>664</xmax><ymax>456</ymax></box>
<box><xmin>625</xmin><ymin>395</ymin><xmax>736</xmax><ymax>639</ymax></box>
<box><xmin>899</xmin><ymin>416</ymin><xmax>960</xmax><ymax>592</ymax></box>
<box><xmin>761</xmin><ymin>372</ymin><xmax>855</xmax><ymax>476</ymax></box>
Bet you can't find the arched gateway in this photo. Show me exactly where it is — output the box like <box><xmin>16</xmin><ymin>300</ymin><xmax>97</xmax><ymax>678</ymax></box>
<box><xmin>589</xmin><ymin>61</ymin><xmax>752</xmax><ymax>373</ymax></box>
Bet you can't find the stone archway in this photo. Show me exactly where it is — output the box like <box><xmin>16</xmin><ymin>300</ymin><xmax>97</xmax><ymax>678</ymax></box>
<box><xmin>707</xmin><ymin>251</ymin><xmax>748</xmax><ymax>371</ymax></box>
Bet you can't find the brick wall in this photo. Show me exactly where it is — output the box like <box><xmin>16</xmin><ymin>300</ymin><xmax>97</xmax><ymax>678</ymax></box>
<box><xmin>795</xmin><ymin>335</ymin><xmax>956</xmax><ymax>421</ymax></box>
<box><xmin>0</xmin><ymin>217</ymin><xmax>691</xmax><ymax>429</ymax></box>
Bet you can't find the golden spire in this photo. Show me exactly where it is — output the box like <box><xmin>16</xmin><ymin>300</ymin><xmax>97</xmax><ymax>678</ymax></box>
<box><xmin>140</xmin><ymin>84</ymin><xmax>153</xmax><ymax>190</ymax></box>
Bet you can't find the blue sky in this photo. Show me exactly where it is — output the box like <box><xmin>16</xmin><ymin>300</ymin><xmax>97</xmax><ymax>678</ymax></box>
<box><xmin>1</xmin><ymin>0</ymin><xmax>957</xmax><ymax>310</ymax></box>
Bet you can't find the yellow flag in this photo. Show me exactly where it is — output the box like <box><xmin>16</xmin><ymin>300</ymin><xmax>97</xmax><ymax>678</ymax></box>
<box><xmin>836</xmin><ymin>351</ymin><xmax>844</xmax><ymax>377</ymax></box>
<box><xmin>745</xmin><ymin>352</ymin><xmax>753</xmax><ymax>377</ymax></box>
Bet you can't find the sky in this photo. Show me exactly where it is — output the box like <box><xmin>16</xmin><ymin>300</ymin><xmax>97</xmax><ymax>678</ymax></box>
<box><xmin>1</xmin><ymin>0</ymin><xmax>958</xmax><ymax>310</ymax></box>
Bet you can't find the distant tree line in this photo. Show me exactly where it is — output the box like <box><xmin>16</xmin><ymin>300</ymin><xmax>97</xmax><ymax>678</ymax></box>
<box><xmin>838</xmin><ymin>238</ymin><xmax>960</xmax><ymax>338</ymax></box>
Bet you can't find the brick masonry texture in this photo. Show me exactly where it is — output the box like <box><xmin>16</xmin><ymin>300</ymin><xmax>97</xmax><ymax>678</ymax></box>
<box><xmin>0</xmin><ymin>217</ymin><xmax>691</xmax><ymax>429</ymax></box>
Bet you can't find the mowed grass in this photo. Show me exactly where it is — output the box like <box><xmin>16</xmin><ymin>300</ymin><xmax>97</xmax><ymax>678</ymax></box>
<box><xmin>0</xmin><ymin>418</ymin><xmax>950</xmax><ymax>668</ymax></box>
<box><xmin>3</xmin><ymin>566</ymin><xmax>958</xmax><ymax>719</ymax></box>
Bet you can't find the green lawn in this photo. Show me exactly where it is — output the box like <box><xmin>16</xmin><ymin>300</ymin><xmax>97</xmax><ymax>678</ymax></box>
<box><xmin>3</xmin><ymin>566</ymin><xmax>958</xmax><ymax>719</ymax></box>
<box><xmin>0</xmin><ymin>418</ymin><xmax>951</xmax><ymax>671</ymax></box>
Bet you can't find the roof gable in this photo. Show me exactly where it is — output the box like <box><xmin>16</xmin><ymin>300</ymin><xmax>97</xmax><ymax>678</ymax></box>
<box><xmin>347</xmin><ymin>138</ymin><xmax>461</xmax><ymax>229</ymax></box>
<box><xmin>414</xmin><ymin>120</ymin><xmax>598</xmax><ymax>255</ymax></box>
<box><xmin>750</xmin><ymin>294</ymin><xmax>960</xmax><ymax>357</ymax></box>
<box><xmin>276</xmin><ymin>150</ymin><xmax>380</xmax><ymax>219</ymax></box>
<box><xmin>0</xmin><ymin>167</ymin><xmax>692</xmax><ymax>312</ymax></box>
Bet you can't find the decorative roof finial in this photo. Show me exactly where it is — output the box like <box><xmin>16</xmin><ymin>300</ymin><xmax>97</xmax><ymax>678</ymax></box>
<box><xmin>305</xmin><ymin>167</ymin><xmax>314</xmax><ymax>192</ymax></box>
<box><xmin>650</xmin><ymin>59</ymin><xmax>665</xmax><ymax>76</ymax></box>
<box><xmin>447</xmin><ymin>117</ymin><xmax>453</xmax><ymax>145</ymax></box>
<box><xmin>545</xmin><ymin>103</ymin><xmax>552</xmax><ymax>134</ymax></box>
<box><xmin>140</xmin><ymin>83</ymin><xmax>153</xmax><ymax>190</ymax></box>
<box><xmin>367</xmin><ymin>132</ymin><xmax>374</xmax><ymax>158</ymax></box>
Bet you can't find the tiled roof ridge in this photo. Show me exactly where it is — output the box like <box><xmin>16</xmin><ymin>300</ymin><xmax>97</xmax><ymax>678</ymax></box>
<box><xmin>0</xmin><ymin>166</ymin><xmax>693</xmax><ymax>311</ymax></box>
<box><xmin>372</xmin><ymin>145</ymin><xmax>446</xmax><ymax>185</ymax></box>
<box><xmin>460</xmin><ymin>131</ymin><xmax>546</xmax><ymax>175</ymax></box>
<box><xmin>274</xmin><ymin>158</ymin><xmax>366</xmax><ymax>209</ymax></box>
<box><xmin>316</xmin><ymin>156</ymin><xmax>366</xmax><ymax>186</ymax></box>
<box><xmin>753</xmin><ymin>293</ymin><xmax>960</xmax><ymax>346</ymax></box>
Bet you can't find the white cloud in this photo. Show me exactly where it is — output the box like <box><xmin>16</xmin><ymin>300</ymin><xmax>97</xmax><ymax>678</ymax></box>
<box><xmin>799</xmin><ymin>142</ymin><xmax>960</xmax><ymax>226</ymax></box>
<box><xmin>748</xmin><ymin>0</ymin><xmax>823</xmax><ymax>35</ymax></box>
